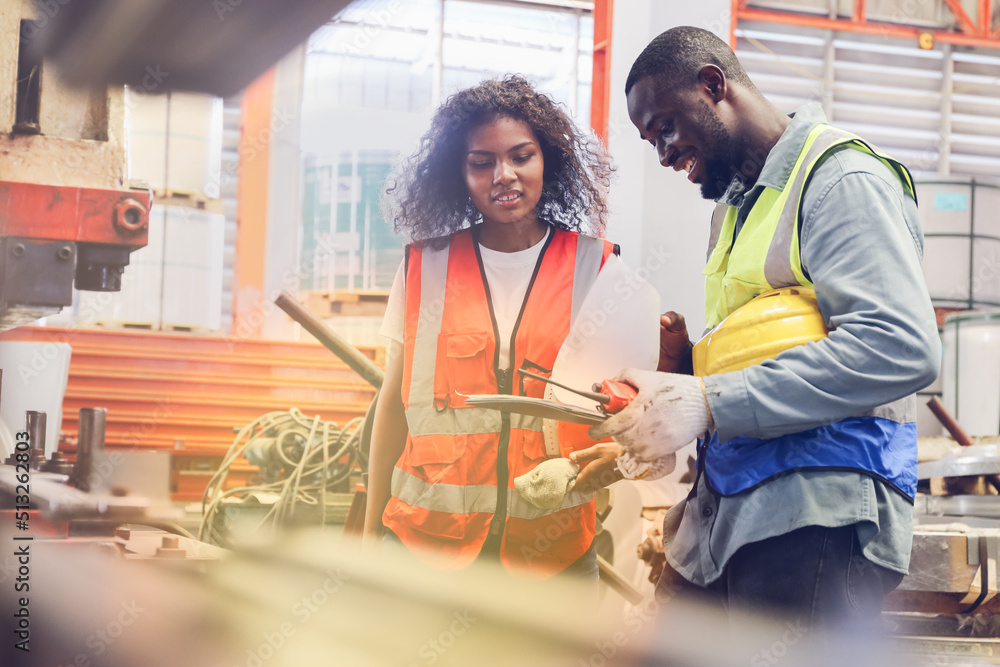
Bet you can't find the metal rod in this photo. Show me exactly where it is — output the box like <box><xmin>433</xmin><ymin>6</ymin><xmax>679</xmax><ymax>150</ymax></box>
<box><xmin>274</xmin><ymin>291</ymin><xmax>384</xmax><ymax>389</ymax></box>
<box><xmin>74</xmin><ymin>407</ymin><xmax>107</xmax><ymax>491</ymax></box>
<box><xmin>516</xmin><ymin>368</ymin><xmax>609</xmax><ymax>405</ymax></box>
<box><xmin>26</xmin><ymin>411</ymin><xmax>46</xmax><ymax>470</ymax></box>
<box><xmin>969</xmin><ymin>182</ymin><xmax>977</xmax><ymax>308</ymax></box>
<box><xmin>597</xmin><ymin>555</ymin><xmax>645</xmax><ymax>605</ymax></box>
<box><xmin>927</xmin><ymin>396</ymin><xmax>973</xmax><ymax>447</ymax></box>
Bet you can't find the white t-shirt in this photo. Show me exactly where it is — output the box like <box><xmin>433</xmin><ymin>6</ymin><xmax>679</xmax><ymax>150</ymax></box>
<box><xmin>379</xmin><ymin>227</ymin><xmax>552</xmax><ymax>370</ymax></box>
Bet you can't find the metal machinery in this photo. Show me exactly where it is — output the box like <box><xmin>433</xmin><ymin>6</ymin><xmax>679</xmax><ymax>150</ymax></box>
<box><xmin>0</xmin><ymin>1</ymin><xmax>151</xmax><ymax>331</ymax></box>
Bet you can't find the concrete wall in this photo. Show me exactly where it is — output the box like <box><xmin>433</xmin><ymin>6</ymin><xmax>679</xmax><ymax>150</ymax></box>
<box><xmin>262</xmin><ymin>45</ymin><xmax>308</xmax><ymax>340</ymax></box>
<box><xmin>605</xmin><ymin>1</ymin><xmax>732</xmax><ymax>338</ymax></box>
<box><xmin>601</xmin><ymin>2</ymin><xmax>732</xmax><ymax>500</ymax></box>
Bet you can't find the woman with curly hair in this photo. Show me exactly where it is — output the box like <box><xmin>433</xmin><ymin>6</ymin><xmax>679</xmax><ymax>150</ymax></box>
<box><xmin>364</xmin><ymin>75</ymin><xmax>620</xmax><ymax>579</ymax></box>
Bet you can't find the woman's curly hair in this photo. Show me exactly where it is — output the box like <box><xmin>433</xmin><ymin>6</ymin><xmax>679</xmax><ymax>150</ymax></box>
<box><xmin>383</xmin><ymin>75</ymin><xmax>612</xmax><ymax>245</ymax></box>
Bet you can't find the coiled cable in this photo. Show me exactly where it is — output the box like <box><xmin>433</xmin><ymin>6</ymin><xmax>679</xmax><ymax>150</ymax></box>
<box><xmin>199</xmin><ymin>408</ymin><xmax>363</xmax><ymax>546</ymax></box>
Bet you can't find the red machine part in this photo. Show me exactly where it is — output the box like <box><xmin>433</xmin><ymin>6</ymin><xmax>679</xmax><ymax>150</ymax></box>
<box><xmin>594</xmin><ymin>379</ymin><xmax>638</xmax><ymax>414</ymax></box>
<box><xmin>0</xmin><ymin>180</ymin><xmax>150</xmax><ymax>247</ymax></box>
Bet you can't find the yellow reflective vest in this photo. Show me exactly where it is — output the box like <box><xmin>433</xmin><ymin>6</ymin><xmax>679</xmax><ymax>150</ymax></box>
<box><xmin>699</xmin><ymin>123</ymin><xmax>921</xmax><ymax>499</ymax></box>
<box><xmin>704</xmin><ymin>124</ymin><xmax>916</xmax><ymax>327</ymax></box>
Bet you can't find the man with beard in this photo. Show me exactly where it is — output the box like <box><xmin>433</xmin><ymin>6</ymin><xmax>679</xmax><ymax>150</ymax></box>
<box><xmin>574</xmin><ymin>26</ymin><xmax>939</xmax><ymax>628</ymax></box>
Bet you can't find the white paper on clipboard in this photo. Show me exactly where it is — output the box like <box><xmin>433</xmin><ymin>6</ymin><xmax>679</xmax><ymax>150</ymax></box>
<box><xmin>550</xmin><ymin>253</ymin><xmax>660</xmax><ymax>408</ymax></box>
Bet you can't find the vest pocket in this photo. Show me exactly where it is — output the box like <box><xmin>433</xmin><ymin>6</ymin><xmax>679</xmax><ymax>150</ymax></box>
<box><xmin>392</xmin><ymin>435</ymin><xmax>471</xmax><ymax>541</ymax></box>
<box><xmin>434</xmin><ymin>332</ymin><xmax>494</xmax><ymax>408</ymax></box>
<box><xmin>404</xmin><ymin>434</ymin><xmax>468</xmax><ymax>483</ymax></box>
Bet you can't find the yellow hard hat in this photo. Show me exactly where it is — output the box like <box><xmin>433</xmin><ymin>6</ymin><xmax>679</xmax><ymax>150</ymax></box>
<box><xmin>692</xmin><ymin>286</ymin><xmax>828</xmax><ymax>376</ymax></box>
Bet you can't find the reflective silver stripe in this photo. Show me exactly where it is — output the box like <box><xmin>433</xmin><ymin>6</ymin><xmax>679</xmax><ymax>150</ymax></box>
<box><xmin>391</xmin><ymin>467</ymin><xmax>497</xmax><ymax>514</ymax></box>
<box><xmin>855</xmin><ymin>394</ymin><xmax>915</xmax><ymax>425</ymax></box>
<box><xmin>404</xmin><ymin>406</ymin><xmax>542</xmax><ymax>437</ymax></box>
<box><xmin>391</xmin><ymin>467</ymin><xmax>593</xmax><ymax>518</ymax></box>
<box><xmin>707</xmin><ymin>203</ymin><xmax>730</xmax><ymax>262</ymax></box>
<box><xmin>405</xmin><ymin>406</ymin><xmax>501</xmax><ymax>437</ymax></box>
<box><xmin>510</xmin><ymin>412</ymin><xmax>543</xmax><ymax>432</ymax></box>
<box><xmin>764</xmin><ymin>126</ymin><xmax>857</xmax><ymax>288</ymax></box>
<box><xmin>571</xmin><ymin>235</ymin><xmax>608</xmax><ymax>324</ymax></box>
<box><xmin>407</xmin><ymin>244</ymin><xmax>450</xmax><ymax>406</ymax></box>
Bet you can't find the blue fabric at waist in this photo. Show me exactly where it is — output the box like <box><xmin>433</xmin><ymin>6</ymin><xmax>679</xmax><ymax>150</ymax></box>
<box><xmin>703</xmin><ymin>416</ymin><xmax>917</xmax><ymax>499</ymax></box>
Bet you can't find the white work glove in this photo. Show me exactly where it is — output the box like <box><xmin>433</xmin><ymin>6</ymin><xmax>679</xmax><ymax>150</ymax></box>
<box><xmin>514</xmin><ymin>458</ymin><xmax>581</xmax><ymax>511</ymax></box>
<box><xmin>588</xmin><ymin>369</ymin><xmax>711</xmax><ymax>462</ymax></box>
<box><xmin>615</xmin><ymin>451</ymin><xmax>676</xmax><ymax>481</ymax></box>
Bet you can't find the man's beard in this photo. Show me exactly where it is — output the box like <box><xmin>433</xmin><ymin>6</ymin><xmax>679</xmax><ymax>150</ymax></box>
<box><xmin>695</xmin><ymin>100</ymin><xmax>744</xmax><ymax>201</ymax></box>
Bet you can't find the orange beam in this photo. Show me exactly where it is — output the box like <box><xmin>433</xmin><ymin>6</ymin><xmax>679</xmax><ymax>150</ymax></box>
<box><xmin>853</xmin><ymin>0</ymin><xmax>865</xmax><ymax>23</ymax></box>
<box><xmin>737</xmin><ymin>6</ymin><xmax>1000</xmax><ymax>50</ymax></box>
<box><xmin>731</xmin><ymin>0</ymin><xmax>740</xmax><ymax>49</ymax></box>
<box><xmin>234</xmin><ymin>67</ymin><xmax>276</xmax><ymax>338</ymax></box>
<box><xmin>979</xmin><ymin>0</ymin><xmax>991</xmax><ymax>32</ymax></box>
<box><xmin>941</xmin><ymin>0</ymin><xmax>980</xmax><ymax>35</ymax></box>
<box><xmin>1</xmin><ymin>326</ymin><xmax>382</xmax><ymax>454</ymax></box>
<box><xmin>590</xmin><ymin>0</ymin><xmax>612</xmax><ymax>143</ymax></box>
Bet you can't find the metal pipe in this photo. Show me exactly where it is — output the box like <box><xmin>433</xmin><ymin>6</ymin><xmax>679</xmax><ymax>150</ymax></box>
<box><xmin>938</xmin><ymin>43</ymin><xmax>954</xmax><ymax>177</ymax></box>
<box><xmin>597</xmin><ymin>555</ymin><xmax>645</xmax><ymax>605</ymax></box>
<box><xmin>74</xmin><ymin>407</ymin><xmax>107</xmax><ymax>491</ymax></box>
<box><xmin>517</xmin><ymin>368</ymin><xmax>609</xmax><ymax>405</ymax></box>
<box><xmin>26</xmin><ymin>411</ymin><xmax>46</xmax><ymax>470</ymax></box>
<box><xmin>274</xmin><ymin>291</ymin><xmax>384</xmax><ymax>389</ymax></box>
<box><xmin>927</xmin><ymin>396</ymin><xmax>973</xmax><ymax>447</ymax></box>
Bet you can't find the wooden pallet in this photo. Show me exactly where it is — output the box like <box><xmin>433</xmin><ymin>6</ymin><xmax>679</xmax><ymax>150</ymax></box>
<box><xmin>299</xmin><ymin>290</ymin><xmax>390</xmax><ymax>318</ymax></box>
<box><xmin>151</xmin><ymin>189</ymin><xmax>224</xmax><ymax>213</ymax></box>
<box><xmin>92</xmin><ymin>321</ymin><xmax>219</xmax><ymax>336</ymax></box>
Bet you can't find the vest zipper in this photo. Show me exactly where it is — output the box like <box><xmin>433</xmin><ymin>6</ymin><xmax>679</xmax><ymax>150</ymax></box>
<box><xmin>472</xmin><ymin>226</ymin><xmax>555</xmax><ymax>545</ymax></box>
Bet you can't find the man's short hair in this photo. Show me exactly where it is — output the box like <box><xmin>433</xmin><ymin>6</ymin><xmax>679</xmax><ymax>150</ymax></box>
<box><xmin>625</xmin><ymin>26</ymin><xmax>755</xmax><ymax>95</ymax></box>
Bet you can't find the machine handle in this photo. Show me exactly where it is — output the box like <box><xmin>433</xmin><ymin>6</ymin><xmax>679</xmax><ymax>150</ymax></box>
<box><xmin>592</xmin><ymin>380</ymin><xmax>638</xmax><ymax>414</ymax></box>
<box><xmin>275</xmin><ymin>291</ymin><xmax>384</xmax><ymax>389</ymax></box>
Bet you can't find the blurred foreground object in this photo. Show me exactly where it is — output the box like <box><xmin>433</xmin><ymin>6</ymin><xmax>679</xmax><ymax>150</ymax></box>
<box><xmin>28</xmin><ymin>0</ymin><xmax>354</xmax><ymax>97</ymax></box>
<box><xmin>1</xmin><ymin>526</ymin><xmax>925</xmax><ymax>667</ymax></box>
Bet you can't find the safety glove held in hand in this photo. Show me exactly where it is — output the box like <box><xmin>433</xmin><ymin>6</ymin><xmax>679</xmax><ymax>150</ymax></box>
<box><xmin>588</xmin><ymin>370</ymin><xmax>710</xmax><ymax>462</ymax></box>
<box><xmin>514</xmin><ymin>458</ymin><xmax>581</xmax><ymax>510</ymax></box>
<box><xmin>615</xmin><ymin>451</ymin><xmax>676</xmax><ymax>481</ymax></box>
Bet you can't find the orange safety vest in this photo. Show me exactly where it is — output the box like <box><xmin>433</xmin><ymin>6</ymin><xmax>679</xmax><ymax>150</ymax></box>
<box><xmin>383</xmin><ymin>226</ymin><xmax>615</xmax><ymax>577</ymax></box>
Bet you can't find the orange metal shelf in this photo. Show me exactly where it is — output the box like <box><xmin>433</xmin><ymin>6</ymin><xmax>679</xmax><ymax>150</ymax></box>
<box><xmin>1</xmin><ymin>326</ymin><xmax>381</xmax><ymax>454</ymax></box>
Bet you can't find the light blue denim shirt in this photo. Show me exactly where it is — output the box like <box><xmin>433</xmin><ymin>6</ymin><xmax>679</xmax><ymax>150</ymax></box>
<box><xmin>667</xmin><ymin>104</ymin><xmax>940</xmax><ymax>586</ymax></box>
